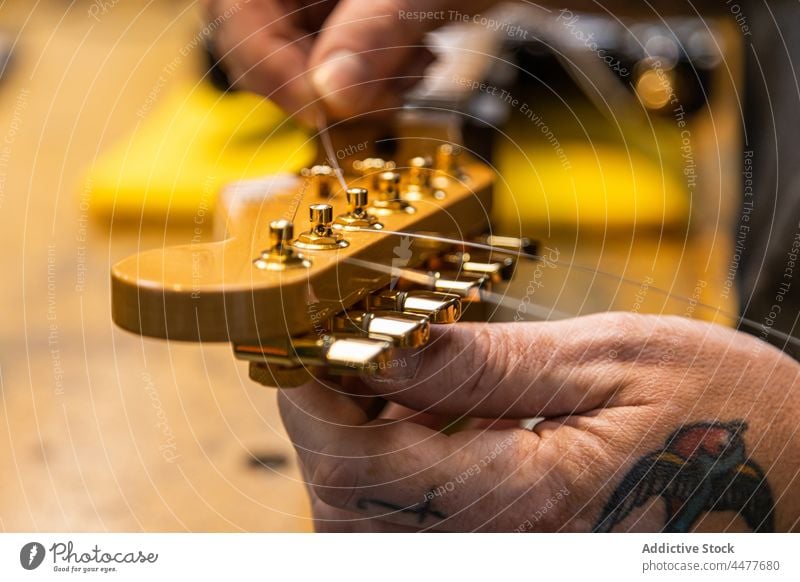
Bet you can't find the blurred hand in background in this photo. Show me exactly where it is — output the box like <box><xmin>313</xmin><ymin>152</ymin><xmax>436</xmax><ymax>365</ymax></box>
<box><xmin>203</xmin><ymin>0</ymin><xmax>499</xmax><ymax>123</ymax></box>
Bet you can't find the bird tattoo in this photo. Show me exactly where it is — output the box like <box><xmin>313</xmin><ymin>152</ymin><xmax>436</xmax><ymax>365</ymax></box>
<box><xmin>594</xmin><ymin>419</ymin><xmax>774</xmax><ymax>532</ymax></box>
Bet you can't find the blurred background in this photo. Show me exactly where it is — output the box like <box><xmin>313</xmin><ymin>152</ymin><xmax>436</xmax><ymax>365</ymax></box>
<box><xmin>0</xmin><ymin>0</ymin><xmax>744</xmax><ymax>531</ymax></box>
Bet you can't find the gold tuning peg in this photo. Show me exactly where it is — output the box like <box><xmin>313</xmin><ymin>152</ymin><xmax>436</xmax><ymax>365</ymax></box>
<box><xmin>293</xmin><ymin>204</ymin><xmax>348</xmax><ymax>250</ymax></box>
<box><xmin>378</xmin><ymin>170</ymin><xmax>400</xmax><ymax>198</ymax></box>
<box><xmin>435</xmin><ymin>251</ymin><xmax>515</xmax><ymax>283</ymax></box>
<box><xmin>253</xmin><ymin>220</ymin><xmax>311</xmax><ymax>271</ymax></box>
<box><xmin>333</xmin><ymin>310</ymin><xmax>430</xmax><ymax>348</ymax></box>
<box><xmin>369</xmin><ymin>171</ymin><xmax>415</xmax><ymax>216</ymax></box>
<box><xmin>333</xmin><ymin>187</ymin><xmax>383</xmax><ymax>231</ymax></box>
<box><xmin>409</xmin><ymin>156</ymin><xmax>432</xmax><ymax>187</ymax></box>
<box><xmin>353</xmin><ymin>158</ymin><xmax>396</xmax><ymax>188</ymax></box>
<box><xmin>404</xmin><ymin>156</ymin><xmax>433</xmax><ymax>201</ymax></box>
<box><xmin>370</xmin><ymin>290</ymin><xmax>461</xmax><ymax>323</ymax></box>
<box><xmin>384</xmin><ymin>268</ymin><xmax>489</xmax><ymax>303</ymax></box>
<box><xmin>236</xmin><ymin>335</ymin><xmax>394</xmax><ymax>374</ymax></box>
<box><xmin>302</xmin><ymin>164</ymin><xmax>337</xmax><ymax>199</ymax></box>
<box><xmin>435</xmin><ymin>143</ymin><xmax>462</xmax><ymax>173</ymax></box>
<box><xmin>432</xmin><ymin>143</ymin><xmax>466</xmax><ymax>190</ymax></box>
<box><xmin>474</xmin><ymin>234</ymin><xmax>538</xmax><ymax>257</ymax></box>
<box><xmin>428</xmin><ymin>271</ymin><xmax>490</xmax><ymax>302</ymax></box>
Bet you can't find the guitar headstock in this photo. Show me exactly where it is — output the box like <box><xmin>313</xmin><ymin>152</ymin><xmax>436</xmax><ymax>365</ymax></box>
<box><xmin>111</xmin><ymin>113</ymin><xmax>528</xmax><ymax>385</ymax></box>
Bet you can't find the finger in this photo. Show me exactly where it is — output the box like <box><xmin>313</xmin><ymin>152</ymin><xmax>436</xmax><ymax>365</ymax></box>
<box><xmin>364</xmin><ymin>313</ymin><xmax>662</xmax><ymax>419</ymax></box>
<box><xmin>379</xmin><ymin>402</ymin><xmax>520</xmax><ymax>432</ymax></box>
<box><xmin>380</xmin><ymin>402</ymin><xmax>461</xmax><ymax>430</ymax></box>
<box><xmin>311</xmin><ymin>496</ymin><xmax>425</xmax><ymax>531</ymax></box>
<box><xmin>306</xmin><ymin>474</ymin><xmax>424</xmax><ymax>532</ymax></box>
<box><xmin>295</xmin><ymin>452</ymin><xmax>423</xmax><ymax>531</ymax></box>
<box><xmin>212</xmin><ymin>0</ymin><xmax>330</xmax><ymax>124</ymax></box>
<box><xmin>387</xmin><ymin>46</ymin><xmax>437</xmax><ymax>94</ymax></box>
<box><xmin>335</xmin><ymin>375</ymin><xmax>388</xmax><ymax>419</ymax></box>
<box><xmin>308</xmin><ymin>0</ymin><xmax>496</xmax><ymax>116</ymax></box>
<box><xmin>278</xmin><ymin>378</ymin><xmax>577</xmax><ymax>531</ymax></box>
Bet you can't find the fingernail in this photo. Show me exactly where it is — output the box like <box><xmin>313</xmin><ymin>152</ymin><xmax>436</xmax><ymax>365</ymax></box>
<box><xmin>312</xmin><ymin>50</ymin><xmax>369</xmax><ymax>114</ymax></box>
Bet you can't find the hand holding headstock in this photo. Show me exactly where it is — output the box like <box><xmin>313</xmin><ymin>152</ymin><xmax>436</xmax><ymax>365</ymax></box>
<box><xmin>111</xmin><ymin>114</ymin><xmax>532</xmax><ymax>386</ymax></box>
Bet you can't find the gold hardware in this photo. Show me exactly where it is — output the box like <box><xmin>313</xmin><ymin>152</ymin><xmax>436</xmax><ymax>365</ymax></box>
<box><xmin>404</xmin><ymin>156</ymin><xmax>433</xmax><ymax>201</ymax></box>
<box><xmin>235</xmin><ymin>335</ymin><xmax>393</xmax><ymax>375</ymax></box>
<box><xmin>371</xmin><ymin>290</ymin><xmax>461</xmax><ymax>323</ymax></box>
<box><xmin>353</xmin><ymin>158</ymin><xmax>396</xmax><ymax>188</ymax></box>
<box><xmin>253</xmin><ymin>220</ymin><xmax>312</xmax><ymax>271</ymax></box>
<box><xmin>437</xmin><ymin>251</ymin><xmax>515</xmax><ymax>283</ymax></box>
<box><xmin>293</xmin><ymin>204</ymin><xmax>349</xmax><ymax>250</ymax></box>
<box><xmin>409</xmin><ymin>156</ymin><xmax>432</xmax><ymax>188</ymax></box>
<box><xmin>333</xmin><ymin>187</ymin><xmax>383</xmax><ymax>231</ymax></box>
<box><xmin>433</xmin><ymin>144</ymin><xmax>466</xmax><ymax>190</ymax></box>
<box><xmin>302</xmin><ymin>165</ymin><xmax>337</xmax><ymax>199</ymax></box>
<box><xmin>435</xmin><ymin>144</ymin><xmax>460</xmax><ymax>173</ymax></box>
<box><xmin>476</xmin><ymin>234</ymin><xmax>538</xmax><ymax>256</ymax></box>
<box><xmin>379</xmin><ymin>171</ymin><xmax>400</xmax><ymax>198</ymax></box>
<box><xmin>369</xmin><ymin>171</ymin><xmax>415</xmax><ymax>216</ymax></box>
<box><xmin>429</xmin><ymin>271</ymin><xmax>489</xmax><ymax>302</ymax></box>
<box><xmin>333</xmin><ymin>310</ymin><xmax>430</xmax><ymax>348</ymax></box>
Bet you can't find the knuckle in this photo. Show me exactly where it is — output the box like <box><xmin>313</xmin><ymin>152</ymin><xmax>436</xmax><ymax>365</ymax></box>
<box><xmin>572</xmin><ymin>312</ymin><xmax>660</xmax><ymax>364</ymax></box>
<box><xmin>310</xmin><ymin>455</ymin><xmax>360</xmax><ymax>510</ymax></box>
<box><xmin>466</xmin><ymin>327</ymin><xmax>501</xmax><ymax>394</ymax></box>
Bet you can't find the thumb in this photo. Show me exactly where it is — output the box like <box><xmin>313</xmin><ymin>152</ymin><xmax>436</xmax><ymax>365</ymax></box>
<box><xmin>363</xmin><ymin>313</ymin><xmax>660</xmax><ymax>419</ymax></box>
<box><xmin>308</xmin><ymin>0</ymin><xmax>497</xmax><ymax>117</ymax></box>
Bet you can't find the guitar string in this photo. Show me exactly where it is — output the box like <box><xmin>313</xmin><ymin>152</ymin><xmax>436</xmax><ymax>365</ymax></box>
<box><xmin>290</xmin><ymin>105</ymin><xmax>348</xmax><ymax>224</ymax></box>
<box><xmin>316</xmin><ymin>110</ymin><xmax>349</xmax><ymax>191</ymax></box>
<box><xmin>342</xmin><ymin>255</ymin><xmax>570</xmax><ymax>321</ymax></box>
<box><xmin>345</xmin><ymin>228</ymin><xmax>800</xmax><ymax>350</ymax></box>
<box><xmin>301</xmin><ymin>107</ymin><xmax>798</xmax><ymax>350</ymax></box>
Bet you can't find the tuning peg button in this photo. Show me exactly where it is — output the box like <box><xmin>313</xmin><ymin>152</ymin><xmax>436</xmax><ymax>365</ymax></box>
<box><xmin>236</xmin><ymin>335</ymin><xmax>393</xmax><ymax>376</ymax></box>
<box><xmin>302</xmin><ymin>165</ymin><xmax>337</xmax><ymax>199</ymax></box>
<box><xmin>435</xmin><ymin>144</ymin><xmax>461</xmax><ymax>174</ymax></box>
<box><xmin>353</xmin><ymin>158</ymin><xmax>396</xmax><ymax>188</ymax></box>
<box><xmin>429</xmin><ymin>271</ymin><xmax>489</xmax><ymax>302</ymax></box>
<box><xmin>254</xmin><ymin>220</ymin><xmax>311</xmax><ymax>271</ymax></box>
<box><xmin>310</xmin><ymin>204</ymin><xmax>332</xmax><ymax>226</ymax></box>
<box><xmin>333</xmin><ymin>310</ymin><xmax>430</xmax><ymax>348</ymax></box>
<box><xmin>333</xmin><ymin>187</ymin><xmax>383</xmax><ymax>231</ymax></box>
<box><xmin>371</xmin><ymin>290</ymin><xmax>462</xmax><ymax>324</ymax></box>
<box><xmin>293</xmin><ymin>204</ymin><xmax>349</xmax><ymax>250</ymax></box>
<box><xmin>409</xmin><ymin>156</ymin><xmax>432</xmax><ymax>187</ymax></box>
<box><xmin>475</xmin><ymin>234</ymin><xmax>538</xmax><ymax>257</ymax></box>
<box><xmin>378</xmin><ymin>171</ymin><xmax>400</xmax><ymax>199</ymax></box>
<box><xmin>434</xmin><ymin>251</ymin><xmax>515</xmax><ymax>283</ymax></box>
<box><xmin>269</xmin><ymin>219</ymin><xmax>293</xmax><ymax>251</ymax></box>
<box><xmin>432</xmin><ymin>143</ymin><xmax>467</xmax><ymax>190</ymax></box>
<box><xmin>388</xmin><ymin>269</ymin><xmax>490</xmax><ymax>303</ymax></box>
<box><xmin>403</xmin><ymin>156</ymin><xmax>433</xmax><ymax>201</ymax></box>
<box><xmin>369</xmin><ymin>171</ymin><xmax>415</xmax><ymax>216</ymax></box>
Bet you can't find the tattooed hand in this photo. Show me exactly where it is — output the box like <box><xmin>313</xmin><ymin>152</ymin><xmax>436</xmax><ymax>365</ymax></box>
<box><xmin>278</xmin><ymin>313</ymin><xmax>800</xmax><ymax>532</ymax></box>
